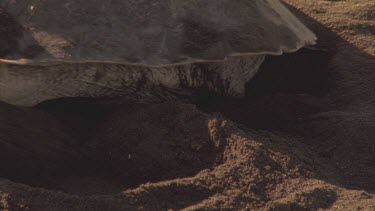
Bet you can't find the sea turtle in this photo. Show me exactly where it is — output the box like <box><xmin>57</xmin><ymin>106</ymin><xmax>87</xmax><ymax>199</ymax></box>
<box><xmin>0</xmin><ymin>0</ymin><xmax>316</xmax><ymax>106</ymax></box>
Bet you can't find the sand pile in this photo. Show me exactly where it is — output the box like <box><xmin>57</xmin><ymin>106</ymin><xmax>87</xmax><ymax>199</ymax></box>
<box><xmin>0</xmin><ymin>101</ymin><xmax>374</xmax><ymax>210</ymax></box>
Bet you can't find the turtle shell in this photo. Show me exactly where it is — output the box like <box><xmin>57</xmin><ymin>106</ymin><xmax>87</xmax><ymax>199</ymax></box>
<box><xmin>0</xmin><ymin>0</ymin><xmax>316</xmax><ymax>66</ymax></box>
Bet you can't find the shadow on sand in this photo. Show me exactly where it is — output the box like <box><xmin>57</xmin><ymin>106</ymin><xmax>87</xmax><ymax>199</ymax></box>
<box><xmin>196</xmin><ymin>3</ymin><xmax>375</xmax><ymax>193</ymax></box>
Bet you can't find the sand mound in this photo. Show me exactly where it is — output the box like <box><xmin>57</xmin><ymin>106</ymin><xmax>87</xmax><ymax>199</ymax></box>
<box><xmin>0</xmin><ymin>102</ymin><xmax>374</xmax><ymax>210</ymax></box>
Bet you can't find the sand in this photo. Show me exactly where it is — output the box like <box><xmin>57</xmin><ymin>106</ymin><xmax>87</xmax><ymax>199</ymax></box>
<box><xmin>0</xmin><ymin>0</ymin><xmax>374</xmax><ymax>210</ymax></box>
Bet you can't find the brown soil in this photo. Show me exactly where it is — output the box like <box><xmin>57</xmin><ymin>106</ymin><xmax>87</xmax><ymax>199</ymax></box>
<box><xmin>0</xmin><ymin>0</ymin><xmax>375</xmax><ymax>210</ymax></box>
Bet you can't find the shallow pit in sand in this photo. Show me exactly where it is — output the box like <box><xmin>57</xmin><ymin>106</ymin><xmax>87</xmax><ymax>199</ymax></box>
<box><xmin>0</xmin><ymin>100</ymin><xmax>224</xmax><ymax>195</ymax></box>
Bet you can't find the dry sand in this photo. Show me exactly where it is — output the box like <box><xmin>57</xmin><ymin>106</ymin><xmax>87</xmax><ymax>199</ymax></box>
<box><xmin>0</xmin><ymin>0</ymin><xmax>374</xmax><ymax>210</ymax></box>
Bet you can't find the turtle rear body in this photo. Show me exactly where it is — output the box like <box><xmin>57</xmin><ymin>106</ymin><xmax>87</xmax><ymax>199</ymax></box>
<box><xmin>0</xmin><ymin>0</ymin><xmax>316</xmax><ymax>106</ymax></box>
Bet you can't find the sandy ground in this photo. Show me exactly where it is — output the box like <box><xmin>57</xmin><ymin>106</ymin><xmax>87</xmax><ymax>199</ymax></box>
<box><xmin>0</xmin><ymin>0</ymin><xmax>374</xmax><ymax>210</ymax></box>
